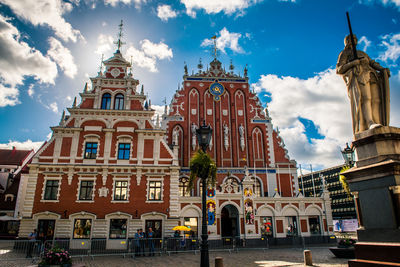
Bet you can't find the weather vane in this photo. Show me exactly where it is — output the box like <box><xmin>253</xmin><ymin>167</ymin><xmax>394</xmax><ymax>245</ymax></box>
<box><xmin>114</xmin><ymin>20</ymin><xmax>125</xmax><ymax>52</ymax></box>
<box><xmin>211</xmin><ymin>35</ymin><xmax>218</xmax><ymax>59</ymax></box>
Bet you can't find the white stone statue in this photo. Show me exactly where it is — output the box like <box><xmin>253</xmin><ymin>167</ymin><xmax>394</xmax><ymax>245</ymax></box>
<box><xmin>191</xmin><ymin>123</ymin><xmax>197</xmax><ymax>150</ymax></box>
<box><xmin>239</xmin><ymin>124</ymin><xmax>245</xmax><ymax>151</ymax></box>
<box><xmin>172</xmin><ymin>128</ymin><xmax>179</xmax><ymax>145</ymax></box>
<box><xmin>337</xmin><ymin>35</ymin><xmax>390</xmax><ymax>135</ymax></box>
<box><xmin>223</xmin><ymin>123</ymin><xmax>229</xmax><ymax>151</ymax></box>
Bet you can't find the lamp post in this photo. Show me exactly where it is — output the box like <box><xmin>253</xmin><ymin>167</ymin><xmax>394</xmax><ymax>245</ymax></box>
<box><xmin>341</xmin><ymin>143</ymin><xmax>355</xmax><ymax>167</ymax></box>
<box><xmin>196</xmin><ymin>120</ymin><xmax>212</xmax><ymax>267</ymax></box>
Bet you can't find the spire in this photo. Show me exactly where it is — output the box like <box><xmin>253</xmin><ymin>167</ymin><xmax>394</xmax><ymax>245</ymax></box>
<box><xmin>83</xmin><ymin>82</ymin><xmax>88</xmax><ymax>93</ymax></box>
<box><xmin>184</xmin><ymin>62</ymin><xmax>188</xmax><ymax>75</ymax></box>
<box><xmin>129</xmin><ymin>56</ymin><xmax>133</xmax><ymax>76</ymax></box>
<box><xmin>244</xmin><ymin>64</ymin><xmax>248</xmax><ymax>77</ymax></box>
<box><xmin>229</xmin><ymin>59</ymin><xmax>234</xmax><ymax>72</ymax></box>
<box><xmin>72</xmin><ymin>97</ymin><xmax>77</xmax><ymax>108</ymax></box>
<box><xmin>163</xmin><ymin>97</ymin><xmax>167</xmax><ymax>115</ymax></box>
<box><xmin>114</xmin><ymin>20</ymin><xmax>125</xmax><ymax>53</ymax></box>
<box><xmin>156</xmin><ymin>114</ymin><xmax>160</xmax><ymax>128</ymax></box>
<box><xmin>144</xmin><ymin>100</ymin><xmax>148</xmax><ymax>110</ymax></box>
<box><xmin>149</xmin><ymin>99</ymin><xmax>151</xmax><ymax>109</ymax></box>
<box><xmin>197</xmin><ymin>58</ymin><xmax>203</xmax><ymax>70</ymax></box>
<box><xmin>59</xmin><ymin>110</ymin><xmax>65</xmax><ymax>126</ymax></box>
<box><xmin>140</xmin><ymin>85</ymin><xmax>144</xmax><ymax>95</ymax></box>
<box><xmin>98</xmin><ymin>54</ymin><xmax>104</xmax><ymax>76</ymax></box>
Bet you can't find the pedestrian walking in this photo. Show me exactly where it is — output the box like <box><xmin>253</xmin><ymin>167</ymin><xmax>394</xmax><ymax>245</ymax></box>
<box><xmin>26</xmin><ymin>229</ymin><xmax>37</xmax><ymax>258</ymax></box>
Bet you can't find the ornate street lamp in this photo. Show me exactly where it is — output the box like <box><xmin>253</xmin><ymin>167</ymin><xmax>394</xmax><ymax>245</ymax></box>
<box><xmin>196</xmin><ymin>120</ymin><xmax>212</xmax><ymax>267</ymax></box>
<box><xmin>341</xmin><ymin>143</ymin><xmax>355</xmax><ymax>167</ymax></box>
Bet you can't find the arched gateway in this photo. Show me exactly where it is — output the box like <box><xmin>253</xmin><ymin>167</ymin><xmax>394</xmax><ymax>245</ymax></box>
<box><xmin>221</xmin><ymin>205</ymin><xmax>239</xmax><ymax>237</ymax></box>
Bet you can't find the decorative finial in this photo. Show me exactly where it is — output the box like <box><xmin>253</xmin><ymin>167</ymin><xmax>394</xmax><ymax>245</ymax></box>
<box><xmin>149</xmin><ymin>99</ymin><xmax>151</xmax><ymax>109</ymax></box>
<box><xmin>140</xmin><ymin>85</ymin><xmax>144</xmax><ymax>95</ymax></box>
<box><xmin>98</xmin><ymin>54</ymin><xmax>104</xmax><ymax>75</ymax></box>
<box><xmin>184</xmin><ymin>62</ymin><xmax>188</xmax><ymax>75</ymax></box>
<box><xmin>60</xmin><ymin>110</ymin><xmax>65</xmax><ymax>125</ymax></box>
<box><xmin>163</xmin><ymin>97</ymin><xmax>167</xmax><ymax>115</ymax></box>
<box><xmin>114</xmin><ymin>20</ymin><xmax>125</xmax><ymax>52</ymax></box>
<box><xmin>229</xmin><ymin>59</ymin><xmax>234</xmax><ymax>72</ymax></box>
<box><xmin>197</xmin><ymin>58</ymin><xmax>203</xmax><ymax>70</ymax></box>
<box><xmin>244</xmin><ymin>64</ymin><xmax>248</xmax><ymax>77</ymax></box>
<box><xmin>83</xmin><ymin>82</ymin><xmax>88</xmax><ymax>93</ymax></box>
<box><xmin>144</xmin><ymin>100</ymin><xmax>148</xmax><ymax>110</ymax></box>
<box><xmin>72</xmin><ymin>97</ymin><xmax>77</xmax><ymax>108</ymax></box>
<box><xmin>211</xmin><ymin>35</ymin><xmax>218</xmax><ymax>59</ymax></box>
<box><xmin>156</xmin><ymin>114</ymin><xmax>160</xmax><ymax>127</ymax></box>
<box><xmin>129</xmin><ymin>56</ymin><xmax>133</xmax><ymax>76</ymax></box>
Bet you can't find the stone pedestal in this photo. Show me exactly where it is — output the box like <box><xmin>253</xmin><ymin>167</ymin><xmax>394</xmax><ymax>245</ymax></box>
<box><xmin>342</xmin><ymin>126</ymin><xmax>400</xmax><ymax>243</ymax></box>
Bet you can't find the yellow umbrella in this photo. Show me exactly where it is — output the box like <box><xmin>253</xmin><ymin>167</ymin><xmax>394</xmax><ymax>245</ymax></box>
<box><xmin>172</xmin><ymin>225</ymin><xmax>191</xmax><ymax>231</ymax></box>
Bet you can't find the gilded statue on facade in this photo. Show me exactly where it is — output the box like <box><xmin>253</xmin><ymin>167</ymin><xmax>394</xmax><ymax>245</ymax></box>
<box><xmin>336</xmin><ymin>34</ymin><xmax>390</xmax><ymax>135</ymax></box>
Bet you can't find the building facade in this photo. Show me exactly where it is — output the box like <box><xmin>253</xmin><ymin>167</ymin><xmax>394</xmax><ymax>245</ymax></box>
<box><xmin>18</xmin><ymin>45</ymin><xmax>333</xmax><ymax>246</ymax></box>
<box><xmin>298</xmin><ymin>165</ymin><xmax>357</xmax><ymax>221</ymax></box>
<box><xmin>163</xmin><ymin>57</ymin><xmax>334</xmax><ymax>240</ymax></box>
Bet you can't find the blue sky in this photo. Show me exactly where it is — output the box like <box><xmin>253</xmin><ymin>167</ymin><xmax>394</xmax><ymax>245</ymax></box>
<box><xmin>0</xmin><ymin>0</ymin><xmax>400</xmax><ymax>171</ymax></box>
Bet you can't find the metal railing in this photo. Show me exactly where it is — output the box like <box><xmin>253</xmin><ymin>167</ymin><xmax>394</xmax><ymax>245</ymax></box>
<box><xmin>0</xmin><ymin>235</ymin><xmax>334</xmax><ymax>262</ymax></box>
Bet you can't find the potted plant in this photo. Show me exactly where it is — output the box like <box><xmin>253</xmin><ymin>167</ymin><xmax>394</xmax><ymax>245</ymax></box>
<box><xmin>329</xmin><ymin>235</ymin><xmax>356</xmax><ymax>258</ymax></box>
<box><xmin>39</xmin><ymin>246</ymin><xmax>72</xmax><ymax>267</ymax></box>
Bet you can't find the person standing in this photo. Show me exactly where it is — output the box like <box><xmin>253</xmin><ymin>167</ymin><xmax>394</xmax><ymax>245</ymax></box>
<box><xmin>26</xmin><ymin>229</ymin><xmax>37</xmax><ymax>258</ymax></box>
<box><xmin>139</xmin><ymin>229</ymin><xmax>145</xmax><ymax>256</ymax></box>
<box><xmin>134</xmin><ymin>229</ymin><xmax>140</xmax><ymax>256</ymax></box>
<box><xmin>147</xmin><ymin>227</ymin><xmax>155</xmax><ymax>256</ymax></box>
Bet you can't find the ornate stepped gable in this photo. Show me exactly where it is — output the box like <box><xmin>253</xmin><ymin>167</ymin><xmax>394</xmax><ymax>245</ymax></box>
<box><xmin>164</xmin><ymin>57</ymin><xmax>297</xmax><ymax>197</ymax></box>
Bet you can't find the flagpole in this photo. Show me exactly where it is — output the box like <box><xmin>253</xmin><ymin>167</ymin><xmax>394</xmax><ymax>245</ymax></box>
<box><xmin>310</xmin><ymin>164</ymin><xmax>316</xmax><ymax>197</ymax></box>
<box><xmin>299</xmin><ymin>164</ymin><xmax>305</xmax><ymax>195</ymax></box>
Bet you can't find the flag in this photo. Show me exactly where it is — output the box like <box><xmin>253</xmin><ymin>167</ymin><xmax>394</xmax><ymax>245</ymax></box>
<box><xmin>211</xmin><ymin>35</ymin><xmax>216</xmax><ymax>39</ymax></box>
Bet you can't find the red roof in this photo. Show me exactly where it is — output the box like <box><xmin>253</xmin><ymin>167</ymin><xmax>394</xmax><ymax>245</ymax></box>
<box><xmin>0</xmin><ymin>149</ymin><xmax>33</xmax><ymax>166</ymax></box>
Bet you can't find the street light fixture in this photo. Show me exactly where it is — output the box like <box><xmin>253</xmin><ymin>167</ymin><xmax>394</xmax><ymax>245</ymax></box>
<box><xmin>196</xmin><ymin>120</ymin><xmax>212</xmax><ymax>267</ymax></box>
<box><xmin>341</xmin><ymin>143</ymin><xmax>355</xmax><ymax>167</ymax></box>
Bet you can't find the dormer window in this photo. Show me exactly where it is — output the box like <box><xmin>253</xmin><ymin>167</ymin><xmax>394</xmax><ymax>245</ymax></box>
<box><xmin>101</xmin><ymin>93</ymin><xmax>111</xmax><ymax>109</ymax></box>
<box><xmin>114</xmin><ymin>94</ymin><xmax>124</xmax><ymax>110</ymax></box>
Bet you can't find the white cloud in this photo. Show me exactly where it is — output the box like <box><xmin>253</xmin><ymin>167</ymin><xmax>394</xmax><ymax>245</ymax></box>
<box><xmin>104</xmin><ymin>0</ymin><xmax>147</xmax><ymax>9</ymax></box>
<box><xmin>379</xmin><ymin>33</ymin><xmax>400</xmax><ymax>62</ymax></box>
<box><xmin>0</xmin><ymin>15</ymin><xmax>58</xmax><ymax>107</ymax></box>
<box><xmin>0</xmin><ymin>139</ymin><xmax>44</xmax><ymax>151</ymax></box>
<box><xmin>140</xmin><ymin>39</ymin><xmax>173</xmax><ymax>60</ymax></box>
<box><xmin>358</xmin><ymin>36</ymin><xmax>371</xmax><ymax>52</ymax></box>
<box><xmin>47</xmin><ymin>37</ymin><xmax>77</xmax><ymax>78</ymax></box>
<box><xmin>181</xmin><ymin>0</ymin><xmax>261</xmax><ymax>17</ymax></box>
<box><xmin>126</xmin><ymin>39</ymin><xmax>173</xmax><ymax>72</ymax></box>
<box><xmin>0</xmin><ymin>84</ymin><xmax>19</xmax><ymax>107</ymax></box>
<box><xmin>157</xmin><ymin>4</ymin><xmax>178</xmax><ymax>21</ymax></box>
<box><xmin>95</xmin><ymin>34</ymin><xmax>114</xmax><ymax>55</ymax></box>
<box><xmin>49</xmin><ymin>102</ymin><xmax>58</xmax><ymax>113</ymax></box>
<box><xmin>0</xmin><ymin>0</ymin><xmax>83</xmax><ymax>43</ymax></box>
<box><xmin>201</xmin><ymin>27</ymin><xmax>245</xmax><ymax>54</ymax></box>
<box><xmin>252</xmin><ymin>68</ymin><xmax>353</xmax><ymax>168</ymax></box>
<box><xmin>27</xmin><ymin>84</ymin><xmax>34</xmax><ymax>97</ymax></box>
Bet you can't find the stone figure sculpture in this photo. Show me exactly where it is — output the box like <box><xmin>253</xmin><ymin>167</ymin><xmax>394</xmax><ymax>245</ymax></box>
<box><xmin>191</xmin><ymin>123</ymin><xmax>197</xmax><ymax>150</ymax></box>
<box><xmin>223</xmin><ymin>123</ymin><xmax>229</xmax><ymax>151</ymax></box>
<box><xmin>336</xmin><ymin>34</ymin><xmax>390</xmax><ymax>134</ymax></box>
<box><xmin>239</xmin><ymin>124</ymin><xmax>245</xmax><ymax>151</ymax></box>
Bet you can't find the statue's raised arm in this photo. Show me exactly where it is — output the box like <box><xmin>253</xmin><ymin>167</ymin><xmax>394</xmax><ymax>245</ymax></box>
<box><xmin>336</xmin><ymin>34</ymin><xmax>390</xmax><ymax>135</ymax></box>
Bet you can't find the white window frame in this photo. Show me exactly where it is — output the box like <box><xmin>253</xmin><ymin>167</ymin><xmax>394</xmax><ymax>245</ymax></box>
<box><xmin>41</xmin><ymin>176</ymin><xmax>62</xmax><ymax>203</ymax></box>
<box><xmin>111</xmin><ymin>177</ymin><xmax>130</xmax><ymax>203</ymax></box>
<box><xmin>82</xmin><ymin>134</ymin><xmax>100</xmax><ymax>162</ymax></box>
<box><xmin>76</xmin><ymin>177</ymin><xmax>96</xmax><ymax>203</ymax></box>
<box><xmin>146</xmin><ymin>177</ymin><xmax>164</xmax><ymax>203</ymax></box>
<box><xmin>115</xmin><ymin>135</ymin><xmax>133</xmax><ymax>162</ymax></box>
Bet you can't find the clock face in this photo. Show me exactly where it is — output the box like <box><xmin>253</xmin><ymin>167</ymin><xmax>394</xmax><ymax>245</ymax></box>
<box><xmin>111</xmin><ymin>68</ymin><xmax>121</xmax><ymax>78</ymax></box>
<box><xmin>209</xmin><ymin>81</ymin><xmax>225</xmax><ymax>101</ymax></box>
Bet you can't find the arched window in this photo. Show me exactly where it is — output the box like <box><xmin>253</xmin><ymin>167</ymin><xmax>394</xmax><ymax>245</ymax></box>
<box><xmin>114</xmin><ymin>93</ymin><xmax>124</xmax><ymax>110</ymax></box>
<box><xmin>101</xmin><ymin>93</ymin><xmax>111</xmax><ymax>109</ymax></box>
<box><xmin>254</xmin><ymin>178</ymin><xmax>262</xmax><ymax>197</ymax></box>
<box><xmin>179</xmin><ymin>177</ymin><xmax>191</xmax><ymax>197</ymax></box>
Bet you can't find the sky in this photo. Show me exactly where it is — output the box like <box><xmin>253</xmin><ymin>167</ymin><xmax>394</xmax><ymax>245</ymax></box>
<box><xmin>0</xmin><ymin>0</ymin><xmax>400</xmax><ymax>172</ymax></box>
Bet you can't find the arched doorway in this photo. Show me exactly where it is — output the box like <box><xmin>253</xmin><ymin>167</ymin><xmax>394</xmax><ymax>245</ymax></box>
<box><xmin>221</xmin><ymin>205</ymin><xmax>239</xmax><ymax>237</ymax></box>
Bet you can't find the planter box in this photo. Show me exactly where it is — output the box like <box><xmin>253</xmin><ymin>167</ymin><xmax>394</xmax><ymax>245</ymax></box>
<box><xmin>329</xmin><ymin>247</ymin><xmax>355</xmax><ymax>258</ymax></box>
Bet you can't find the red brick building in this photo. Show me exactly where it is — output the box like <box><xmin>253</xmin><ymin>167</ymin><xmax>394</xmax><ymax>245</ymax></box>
<box><xmin>18</xmin><ymin>49</ymin><xmax>333</xmax><ymax>246</ymax></box>
<box><xmin>163</xmin><ymin>57</ymin><xmax>333</xmax><ymax>239</ymax></box>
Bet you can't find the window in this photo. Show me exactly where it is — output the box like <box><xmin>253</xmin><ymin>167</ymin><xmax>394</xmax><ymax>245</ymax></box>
<box><xmin>79</xmin><ymin>181</ymin><xmax>94</xmax><ymax>200</ymax></box>
<box><xmin>148</xmin><ymin>181</ymin><xmax>162</xmax><ymax>200</ymax></box>
<box><xmin>309</xmin><ymin>216</ymin><xmax>321</xmax><ymax>234</ymax></box>
<box><xmin>179</xmin><ymin>177</ymin><xmax>191</xmax><ymax>197</ymax></box>
<box><xmin>184</xmin><ymin>217</ymin><xmax>198</xmax><ymax>237</ymax></box>
<box><xmin>84</xmin><ymin>142</ymin><xmax>97</xmax><ymax>159</ymax></box>
<box><xmin>44</xmin><ymin>180</ymin><xmax>59</xmax><ymax>200</ymax></box>
<box><xmin>114</xmin><ymin>93</ymin><xmax>124</xmax><ymax>110</ymax></box>
<box><xmin>73</xmin><ymin>219</ymin><xmax>92</xmax><ymax>239</ymax></box>
<box><xmin>286</xmin><ymin>216</ymin><xmax>298</xmax><ymax>236</ymax></box>
<box><xmin>261</xmin><ymin>217</ymin><xmax>273</xmax><ymax>237</ymax></box>
<box><xmin>118</xmin><ymin>143</ymin><xmax>130</xmax><ymax>160</ymax></box>
<box><xmin>109</xmin><ymin>219</ymin><xmax>127</xmax><ymax>239</ymax></box>
<box><xmin>101</xmin><ymin>93</ymin><xmax>111</xmax><ymax>109</ymax></box>
<box><xmin>254</xmin><ymin>178</ymin><xmax>262</xmax><ymax>197</ymax></box>
<box><xmin>114</xmin><ymin>181</ymin><xmax>128</xmax><ymax>201</ymax></box>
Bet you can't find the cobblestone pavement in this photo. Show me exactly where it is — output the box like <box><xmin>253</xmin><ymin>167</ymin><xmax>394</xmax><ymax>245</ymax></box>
<box><xmin>1</xmin><ymin>246</ymin><xmax>349</xmax><ymax>267</ymax></box>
